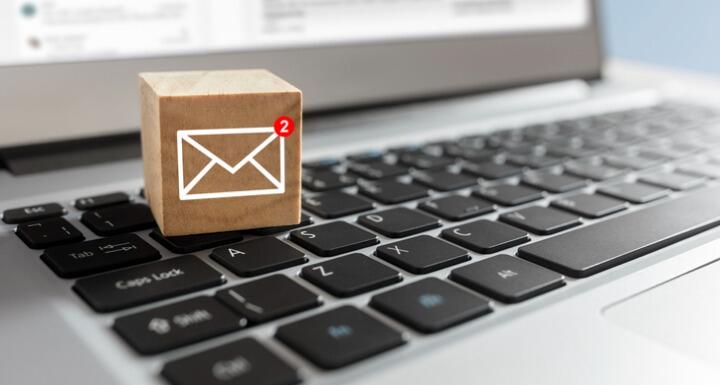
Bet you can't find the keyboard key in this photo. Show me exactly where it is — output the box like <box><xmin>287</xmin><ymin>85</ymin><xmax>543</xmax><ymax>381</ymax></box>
<box><xmin>639</xmin><ymin>172</ymin><xmax>706</xmax><ymax>191</ymax></box>
<box><xmin>564</xmin><ymin>161</ymin><xmax>624</xmax><ymax>181</ymax></box>
<box><xmin>15</xmin><ymin>217</ymin><xmax>84</xmax><ymax>249</ymax></box>
<box><xmin>444</xmin><ymin>145</ymin><xmax>496</xmax><ymax>162</ymax></box>
<box><xmin>418</xmin><ymin>195</ymin><xmax>494</xmax><ymax>221</ymax></box>
<box><xmin>348</xmin><ymin>161</ymin><xmax>407</xmax><ymax>179</ymax></box>
<box><xmin>676</xmin><ymin>163</ymin><xmax>720</xmax><ymax>179</ymax></box>
<box><xmin>505</xmin><ymin>154</ymin><xmax>563</xmax><ymax>169</ymax></box>
<box><xmin>450</xmin><ymin>255</ymin><xmax>565</xmax><ymax>303</ymax></box>
<box><xmin>302</xmin><ymin>192</ymin><xmax>373</xmax><ymax>218</ymax></box>
<box><xmin>211</xmin><ymin>237</ymin><xmax>307</xmax><ymax>277</ymax></box>
<box><xmin>357</xmin><ymin>207</ymin><xmax>440</xmax><ymax>238</ymax></box>
<box><xmin>347</xmin><ymin>150</ymin><xmax>384</xmax><ymax>163</ymax></box>
<box><xmin>370</xmin><ymin>278</ymin><xmax>491</xmax><ymax>333</ymax></box>
<box><xmin>247</xmin><ymin>214</ymin><xmax>312</xmax><ymax>236</ymax></box>
<box><xmin>462</xmin><ymin>161</ymin><xmax>521</xmax><ymax>180</ymax></box>
<box><xmin>290</xmin><ymin>221</ymin><xmax>379</xmax><ymax>257</ymax></box>
<box><xmin>603</xmin><ymin>153</ymin><xmax>661</xmax><ymax>170</ymax></box>
<box><xmin>521</xmin><ymin>172</ymin><xmax>588</xmax><ymax>193</ymax></box>
<box><xmin>411</xmin><ymin>170</ymin><xmax>477</xmax><ymax>191</ymax></box>
<box><xmin>216</xmin><ymin>275</ymin><xmax>321</xmax><ymax>324</ymax></box>
<box><xmin>73</xmin><ymin>255</ymin><xmax>225</xmax><ymax>312</ymax></box>
<box><xmin>399</xmin><ymin>152</ymin><xmax>454</xmax><ymax>170</ymax></box>
<box><xmin>473</xmin><ymin>184</ymin><xmax>543</xmax><ymax>206</ymax></box>
<box><xmin>150</xmin><ymin>228</ymin><xmax>245</xmax><ymax>254</ymax></box>
<box><xmin>303</xmin><ymin>158</ymin><xmax>340</xmax><ymax>170</ymax></box>
<box><xmin>376</xmin><ymin>235</ymin><xmax>469</xmax><ymax>274</ymax></box>
<box><xmin>302</xmin><ymin>171</ymin><xmax>356</xmax><ymax>191</ymax></box>
<box><xmin>2</xmin><ymin>202</ymin><xmax>65</xmax><ymax>224</ymax></box>
<box><xmin>114</xmin><ymin>296</ymin><xmax>242</xmax><ymax>355</ymax></box>
<box><xmin>551</xmin><ymin>193</ymin><xmax>628</xmax><ymax>218</ymax></box>
<box><xmin>301</xmin><ymin>253</ymin><xmax>402</xmax><ymax>297</ymax></box>
<box><xmin>81</xmin><ymin>203</ymin><xmax>155</xmax><ymax>236</ymax></box>
<box><xmin>357</xmin><ymin>180</ymin><xmax>428</xmax><ymax>204</ymax></box>
<box><xmin>441</xmin><ymin>219</ymin><xmax>529</xmax><ymax>253</ymax></box>
<box><xmin>499</xmin><ymin>206</ymin><xmax>581</xmax><ymax>235</ymax></box>
<box><xmin>517</xmin><ymin>186</ymin><xmax>720</xmax><ymax>277</ymax></box>
<box><xmin>597</xmin><ymin>182</ymin><xmax>669</xmax><ymax>204</ymax></box>
<box><xmin>275</xmin><ymin>305</ymin><xmax>405</xmax><ymax>369</ymax></box>
<box><xmin>162</xmin><ymin>338</ymin><xmax>300</xmax><ymax>385</ymax></box>
<box><xmin>42</xmin><ymin>233</ymin><xmax>160</xmax><ymax>278</ymax></box>
<box><xmin>74</xmin><ymin>192</ymin><xmax>130</xmax><ymax>210</ymax></box>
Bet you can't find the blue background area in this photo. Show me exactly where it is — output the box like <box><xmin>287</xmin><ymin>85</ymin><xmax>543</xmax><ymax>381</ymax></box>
<box><xmin>601</xmin><ymin>0</ymin><xmax>720</xmax><ymax>75</ymax></box>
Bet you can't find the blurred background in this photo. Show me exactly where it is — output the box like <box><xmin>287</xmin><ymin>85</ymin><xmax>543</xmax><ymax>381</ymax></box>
<box><xmin>602</xmin><ymin>0</ymin><xmax>720</xmax><ymax>75</ymax></box>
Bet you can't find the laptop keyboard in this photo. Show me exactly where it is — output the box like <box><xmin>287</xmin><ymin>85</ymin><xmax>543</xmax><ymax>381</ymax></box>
<box><xmin>4</xmin><ymin>102</ymin><xmax>720</xmax><ymax>384</ymax></box>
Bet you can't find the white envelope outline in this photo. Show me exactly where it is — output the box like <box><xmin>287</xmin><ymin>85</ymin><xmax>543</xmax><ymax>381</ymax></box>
<box><xmin>177</xmin><ymin>127</ymin><xmax>285</xmax><ymax>201</ymax></box>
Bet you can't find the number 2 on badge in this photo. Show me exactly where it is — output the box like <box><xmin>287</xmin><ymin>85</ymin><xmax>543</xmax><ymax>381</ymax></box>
<box><xmin>274</xmin><ymin>116</ymin><xmax>295</xmax><ymax>137</ymax></box>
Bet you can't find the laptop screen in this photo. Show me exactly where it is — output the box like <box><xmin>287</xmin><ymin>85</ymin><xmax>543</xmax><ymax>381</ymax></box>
<box><xmin>0</xmin><ymin>0</ymin><xmax>589</xmax><ymax>67</ymax></box>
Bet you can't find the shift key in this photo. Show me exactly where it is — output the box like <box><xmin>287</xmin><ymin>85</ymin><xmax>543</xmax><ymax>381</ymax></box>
<box><xmin>74</xmin><ymin>255</ymin><xmax>225</xmax><ymax>312</ymax></box>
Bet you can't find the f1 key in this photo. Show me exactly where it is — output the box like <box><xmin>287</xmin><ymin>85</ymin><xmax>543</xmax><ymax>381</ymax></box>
<box><xmin>42</xmin><ymin>233</ymin><xmax>160</xmax><ymax>278</ymax></box>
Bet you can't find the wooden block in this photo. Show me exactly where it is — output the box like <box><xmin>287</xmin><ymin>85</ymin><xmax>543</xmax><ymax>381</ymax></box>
<box><xmin>139</xmin><ymin>69</ymin><xmax>302</xmax><ymax>236</ymax></box>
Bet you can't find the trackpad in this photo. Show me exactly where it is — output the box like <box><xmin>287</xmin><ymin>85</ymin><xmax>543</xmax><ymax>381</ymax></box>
<box><xmin>605</xmin><ymin>259</ymin><xmax>720</xmax><ymax>366</ymax></box>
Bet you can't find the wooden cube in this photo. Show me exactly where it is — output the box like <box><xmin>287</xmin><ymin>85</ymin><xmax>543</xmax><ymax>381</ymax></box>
<box><xmin>139</xmin><ymin>69</ymin><xmax>302</xmax><ymax>236</ymax></box>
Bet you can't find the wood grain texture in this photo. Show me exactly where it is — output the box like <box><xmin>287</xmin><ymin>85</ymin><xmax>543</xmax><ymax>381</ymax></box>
<box><xmin>140</xmin><ymin>70</ymin><xmax>302</xmax><ymax>236</ymax></box>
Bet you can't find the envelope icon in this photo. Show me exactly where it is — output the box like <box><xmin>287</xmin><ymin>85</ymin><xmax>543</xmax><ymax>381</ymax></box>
<box><xmin>176</xmin><ymin>127</ymin><xmax>285</xmax><ymax>201</ymax></box>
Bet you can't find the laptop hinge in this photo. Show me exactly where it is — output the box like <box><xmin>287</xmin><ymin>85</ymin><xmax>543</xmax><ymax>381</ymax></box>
<box><xmin>0</xmin><ymin>132</ymin><xmax>141</xmax><ymax>175</ymax></box>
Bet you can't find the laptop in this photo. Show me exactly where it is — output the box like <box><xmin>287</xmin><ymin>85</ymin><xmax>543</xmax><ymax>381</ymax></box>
<box><xmin>2</xmin><ymin>1</ymin><xmax>720</xmax><ymax>384</ymax></box>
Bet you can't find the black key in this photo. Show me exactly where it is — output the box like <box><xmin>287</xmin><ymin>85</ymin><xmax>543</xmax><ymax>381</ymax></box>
<box><xmin>551</xmin><ymin>193</ymin><xmax>628</xmax><ymax>218</ymax></box>
<box><xmin>275</xmin><ymin>305</ymin><xmax>405</xmax><ymax>369</ymax></box>
<box><xmin>16</xmin><ymin>217</ymin><xmax>84</xmax><ymax>249</ymax></box>
<box><xmin>375</xmin><ymin>235</ymin><xmax>469</xmax><ymax>274</ymax></box>
<box><xmin>114</xmin><ymin>296</ymin><xmax>242</xmax><ymax>355</ymax></box>
<box><xmin>521</xmin><ymin>172</ymin><xmax>588</xmax><ymax>193</ymax></box>
<box><xmin>347</xmin><ymin>150</ymin><xmax>384</xmax><ymax>163</ymax></box>
<box><xmin>74</xmin><ymin>192</ymin><xmax>130</xmax><ymax>210</ymax></box>
<box><xmin>499</xmin><ymin>206</ymin><xmax>581</xmax><ymax>235</ymax></box>
<box><xmin>505</xmin><ymin>154</ymin><xmax>563</xmax><ymax>168</ymax></box>
<box><xmin>302</xmin><ymin>191</ymin><xmax>373</xmax><ymax>218</ymax></box>
<box><xmin>444</xmin><ymin>145</ymin><xmax>496</xmax><ymax>162</ymax></box>
<box><xmin>418</xmin><ymin>195</ymin><xmax>494</xmax><ymax>221</ymax></box>
<box><xmin>162</xmin><ymin>338</ymin><xmax>300</xmax><ymax>385</ymax></box>
<box><xmin>597</xmin><ymin>182</ymin><xmax>669</xmax><ymax>204</ymax></box>
<box><xmin>42</xmin><ymin>234</ymin><xmax>160</xmax><ymax>278</ymax></box>
<box><xmin>451</xmin><ymin>255</ymin><xmax>565</xmax><ymax>303</ymax></box>
<box><xmin>248</xmin><ymin>214</ymin><xmax>313</xmax><ymax>236</ymax></box>
<box><xmin>73</xmin><ymin>255</ymin><xmax>225</xmax><ymax>312</ymax></box>
<box><xmin>441</xmin><ymin>219</ymin><xmax>529</xmax><ymax>254</ymax></box>
<box><xmin>211</xmin><ymin>237</ymin><xmax>307</xmax><ymax>277</ymax></box>
<box><xmin>348</xmin><ymin>161</ymin><xmax>407</xmax><ymax>180</ymax></box>
<box><xmin>302</xmin><ymin>171</ymin><xmax>356</xmax><ymax>191</ymax></box>
<box><xmin>676</xmin><ymin>163</ymin><xmax>720</xmax><ymax>179</ymax></box>
<box><xmin>303</xmin><ymin>158</ymin><xmax>340</xmax><ymax>170</ymax></box>
<box><xmin>301</xmin><ymin>253</ymin><xmax>402</xmax><ymax>297</ymax></box>
<box><xmin>462</xmin><ymin>161</ymin><xmax>521</xmax><ymax>180</ymax></box>
<box><xmin>411</xmin><ymin>170</ymin><xmax>477</xmax><ymax>191</ymax></box>
<box><xmin>639</xmin><ymin>172</ymin><xmax>706</xmax><ymax>191</ymax></box>
<box><xmin>290</xmin><ymin>221</ymin><xmax>379</xmax><ymax>257</ymax></box>
<box><xmin>81</xmin><ymin>203</ymin><xmax>155</xmax><ymax>236</ymax></box>
<box><xmin>370</xmin><ymin>278</ymin><xmax>492</xmax><ymax>334</ymax></box>
<box><xmin>399</xmin><ymin>152</ymin><xmax>454</xmax><ymax>170</ymax></box>
<box><xmin>2</xmin><ymin>202</ymin><xmax>65</xmax><ymax>224</ymax></box>
<box><xmin>564</xmin><ymin>161</ymin><xmax>624</xmax><ymax>181</ymax></box>
<box><xmin>357</xmin><ymin>207</ymin><xmax>440</xmax><ymax>238</ymax></box>
<box><xmin>357</xmin><ymin>180</ymin><xmax>428</xmax><ymax>204</ymax></box>
<box><xmin>216</xmin><ymin>275</ymin><xmax>321</xmax><ymax>324</ymax></box>
<box><xmin>150</xmin><ymin>228</ymin><xmax>245</xmax><ymax>254</ymax></box>
<box><xmin>473</xmin><ymin>184</ymin><xmax>543</xmax><ymax>206</ymax></box>
<box><xmin>517</xmin><ymin>186</ymin><xmax>720</xmax><ymax>277</ymax></box>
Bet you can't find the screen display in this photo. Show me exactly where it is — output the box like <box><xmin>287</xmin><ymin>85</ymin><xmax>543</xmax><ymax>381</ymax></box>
<box><xmin>0</xmin><ymin>0</ymin><xmax>589</xmax><ymax>67</ymax></box>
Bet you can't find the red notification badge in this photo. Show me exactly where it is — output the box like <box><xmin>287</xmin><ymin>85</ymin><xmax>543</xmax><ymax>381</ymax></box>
<box><xmin>274</xmin><ymin>116</ymin><xmax>295</xmax><ymax>137</ymax></box>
